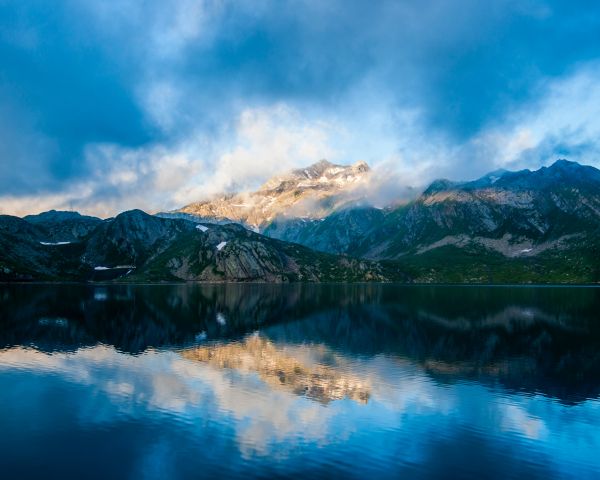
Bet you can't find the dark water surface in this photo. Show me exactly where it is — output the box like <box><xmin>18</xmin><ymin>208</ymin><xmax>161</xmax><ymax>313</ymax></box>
<box><xmin>1</xmin><ymin>284</ymin><xmax>599</xmax><ymax>479</ymax></box>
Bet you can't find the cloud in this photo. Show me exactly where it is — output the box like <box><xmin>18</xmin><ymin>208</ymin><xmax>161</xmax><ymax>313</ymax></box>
<box><xmin>189</xmin><ymin>104</ymin><xmax>338</xmax><ymax>197</ymax></box>
<box><xmin>479</xmin><ymin>63</ymin><xmax>600</xmax><ymax>170</ymax></box>
<box><xmin>0</xmin><ymin>104</ymin><xmax>340</xmax><ymax>217</ymax></box>
<box><xmin>2</xmin><ymin>0</ymin><xmax>600</xmax><ymax>214</ymax></box>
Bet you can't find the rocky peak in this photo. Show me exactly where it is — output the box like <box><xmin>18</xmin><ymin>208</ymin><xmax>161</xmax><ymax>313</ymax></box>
<box><xmin>260</xmin><ymin>159</ymin><xmax>370</xmax><ymax>193</ymax></box>
<box><xmin>178</xmin><ymin>159</ymin><xmax>372</xmax><ymax>228</ymax></box>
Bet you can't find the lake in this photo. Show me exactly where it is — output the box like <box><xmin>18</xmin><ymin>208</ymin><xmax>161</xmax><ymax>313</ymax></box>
<box><xmin>0</xmin><ymin>284</ymin><xmax>599</xmax><ymax>479</ymax></box>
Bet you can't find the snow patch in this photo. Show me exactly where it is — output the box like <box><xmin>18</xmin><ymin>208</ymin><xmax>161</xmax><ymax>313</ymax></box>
<box><xmin>196</xmin><ymin>225</ymin><xmax>209</xmax><ymax>232</ymax></box>
<box><xmin>520</xmin><ymin>248</ymin><xmax>533</xmax><ymax>253</ymax></box>
<box><xmin>216</xmin><ymin>313</ymin><xmax>227</xmax><ymax>326</ymax></box>
<box><xmin>40</xmin><ymin>241</ymin><xmax>71</xmax><ymax>246</ymax></box>
<box><xmin>94</xmin><ymin>265</ymin><xmax>136</xmax><ymax>271</ymax></box>
<box><xmin>216</xmin><ymin>241</ymin><xmax>227</xmax><ymax>251</ymax></box>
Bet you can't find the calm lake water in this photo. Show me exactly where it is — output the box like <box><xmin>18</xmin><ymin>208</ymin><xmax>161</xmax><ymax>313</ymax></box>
<box><xmin>0</xmin><ymin>284</ymin><xmax>599</xmax><ymax>479</ymax></box>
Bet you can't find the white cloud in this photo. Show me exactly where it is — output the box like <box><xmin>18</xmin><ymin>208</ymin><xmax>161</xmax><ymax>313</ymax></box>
<box><xmin>185</xmin><ymin>104</ymin><xmax>338</xmax><ymax>198</ymax></box>
<box><xmin>455</xmin><ymin>62</ymin><xmax>600</xmax><ymax>175</ymax></box>
<box><xmin>0</xmin><ymin>104</ymin><xmax>339</xmax><ymax>217</ymax></box>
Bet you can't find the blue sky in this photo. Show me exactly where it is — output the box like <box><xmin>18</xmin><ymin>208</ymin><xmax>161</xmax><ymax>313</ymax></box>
<box><xmin>2</xmin><ymin>0</ymin><xmax>600</xmax><ymax>216</ymax></box>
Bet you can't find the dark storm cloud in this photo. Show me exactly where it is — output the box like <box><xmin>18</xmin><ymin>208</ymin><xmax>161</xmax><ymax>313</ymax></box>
<box><xmin>1</xmin><ymin>0</ymin><xmax>600</xmax><ymax>198</ymax></box>
<box><xmin>0</xmin><ymin>0</ymin><xmax>155</xmax><ymax>193</ymax></box>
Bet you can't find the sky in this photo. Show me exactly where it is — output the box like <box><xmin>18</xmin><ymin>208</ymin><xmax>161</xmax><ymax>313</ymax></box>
<box><xmin>2</xmin><ymin>0</ymin><xmax>600</xmax><ymax>217</ymax></box>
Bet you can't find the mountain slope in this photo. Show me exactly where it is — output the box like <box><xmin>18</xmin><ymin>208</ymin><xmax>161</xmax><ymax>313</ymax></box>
<box><xmin>264</xmin><ymin>205</ymin><xmax>387</xmax><ymax>255</ymax></box>
<box><xmin>0</xmin><ymin>215</ymin><xmax>87</xmax><ymax>281</ymax></box>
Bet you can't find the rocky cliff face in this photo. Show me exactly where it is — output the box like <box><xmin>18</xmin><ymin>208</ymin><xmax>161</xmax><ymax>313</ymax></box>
<box><xmin>176</xmin><ymin>159</ymin><xmax>371</xmax><ymax>230</ymax></box>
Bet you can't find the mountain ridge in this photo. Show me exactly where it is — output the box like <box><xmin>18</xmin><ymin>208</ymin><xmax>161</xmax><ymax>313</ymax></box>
<box><xmin>0</xmin><ymin>209</ymin><xmax>404</xmax><ymax>283</ymax></box>
<box><xmin>2</xmin><ymin>159</ymin><xmax>599</xmax><ymax>284</ymax></box>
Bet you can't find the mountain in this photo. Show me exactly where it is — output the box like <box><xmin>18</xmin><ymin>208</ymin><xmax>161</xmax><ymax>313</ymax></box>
<box><xmin>176</xmin><ymin>159</ymin><xmax>370</xmax><ymax>230</ymax></box>
<box><xmin>358</xmin><ymin>159</ymin><xmax>600</xmax><ymax>258</ymax></box>
<box><xmin>262</xmin><ymin>160</ymin><xmax>600</xmax><ymax>282</ymax></box>
<box><xmin>0</xmin><ymin>209</ymin><xmax>405</xmax><ymax>283</ymax></box>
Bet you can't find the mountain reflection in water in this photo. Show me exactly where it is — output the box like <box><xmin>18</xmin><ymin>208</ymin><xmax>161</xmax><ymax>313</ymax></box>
<box><xmin>0</xmin><ymin>284</ymin><xmax>599</xmax><ymax>479</ymax></box>
<box><xmin>181</xmin><ymin>335</ymin><xmax>371</xmax><ymax>404</ymax></box>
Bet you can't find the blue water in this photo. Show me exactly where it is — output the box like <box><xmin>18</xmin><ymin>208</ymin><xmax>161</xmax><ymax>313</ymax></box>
<box><xmin>0</xmin><ymin>284</ymin><xmax>599</xmax><ymax>479</ymax></box>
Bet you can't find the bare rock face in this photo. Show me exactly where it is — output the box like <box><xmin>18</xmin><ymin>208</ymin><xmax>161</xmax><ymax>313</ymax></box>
<box><xmin>212</xmin><ymin>241</ymin><xmax>288</xmax><ymax>281</ymax></box>
<box><xmin>177</xmin><ymin>160</ymin><xmax>371</xmax><ymax>230</ymax></box>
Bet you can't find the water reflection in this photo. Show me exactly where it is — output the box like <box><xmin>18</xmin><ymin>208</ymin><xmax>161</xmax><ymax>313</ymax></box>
<box><xmin>0</xmin><ymin>284</ymin><xmax>599</xmax><ymax>479</ymax></box>
<box><xmin>2</xmin><ymin>283</ymin><xmax>598</xmax><ymax>402</ymax></box>
<box><xmin>181</xmin><ymin>335</ymin><xmax>371</xmax><ymax>404</ymax></box>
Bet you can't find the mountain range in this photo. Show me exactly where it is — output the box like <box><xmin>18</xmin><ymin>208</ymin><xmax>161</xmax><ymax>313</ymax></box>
<box><xmin>1</xmin><ymin>159</ymin><xmax>599</xmax><ymax>283</ymax></box>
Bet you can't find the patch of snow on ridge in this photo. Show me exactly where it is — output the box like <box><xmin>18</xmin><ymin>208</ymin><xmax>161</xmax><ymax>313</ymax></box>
<box><xmin>94</xmin><ymin>265</ymin><xmax>136</xmax><ymax>271</ymax></box>
<box><xmin>196</xmin><ymin>225</ymin><xmax>209</xmax><ymax>232</ymax></box>
<box><xmin>216</xmin><ymin>241</ymin><xmax>227</xmax><ymax>251</ymax></box>
<box><xmin>40</xmin><ymin>241</ymin><xmax>71</xmax><ymax>245</ymax></box>
<box><xmin>216</xmin><ymin>313</ymin><xmax>227</xmax><ymax>326</ymax></box>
